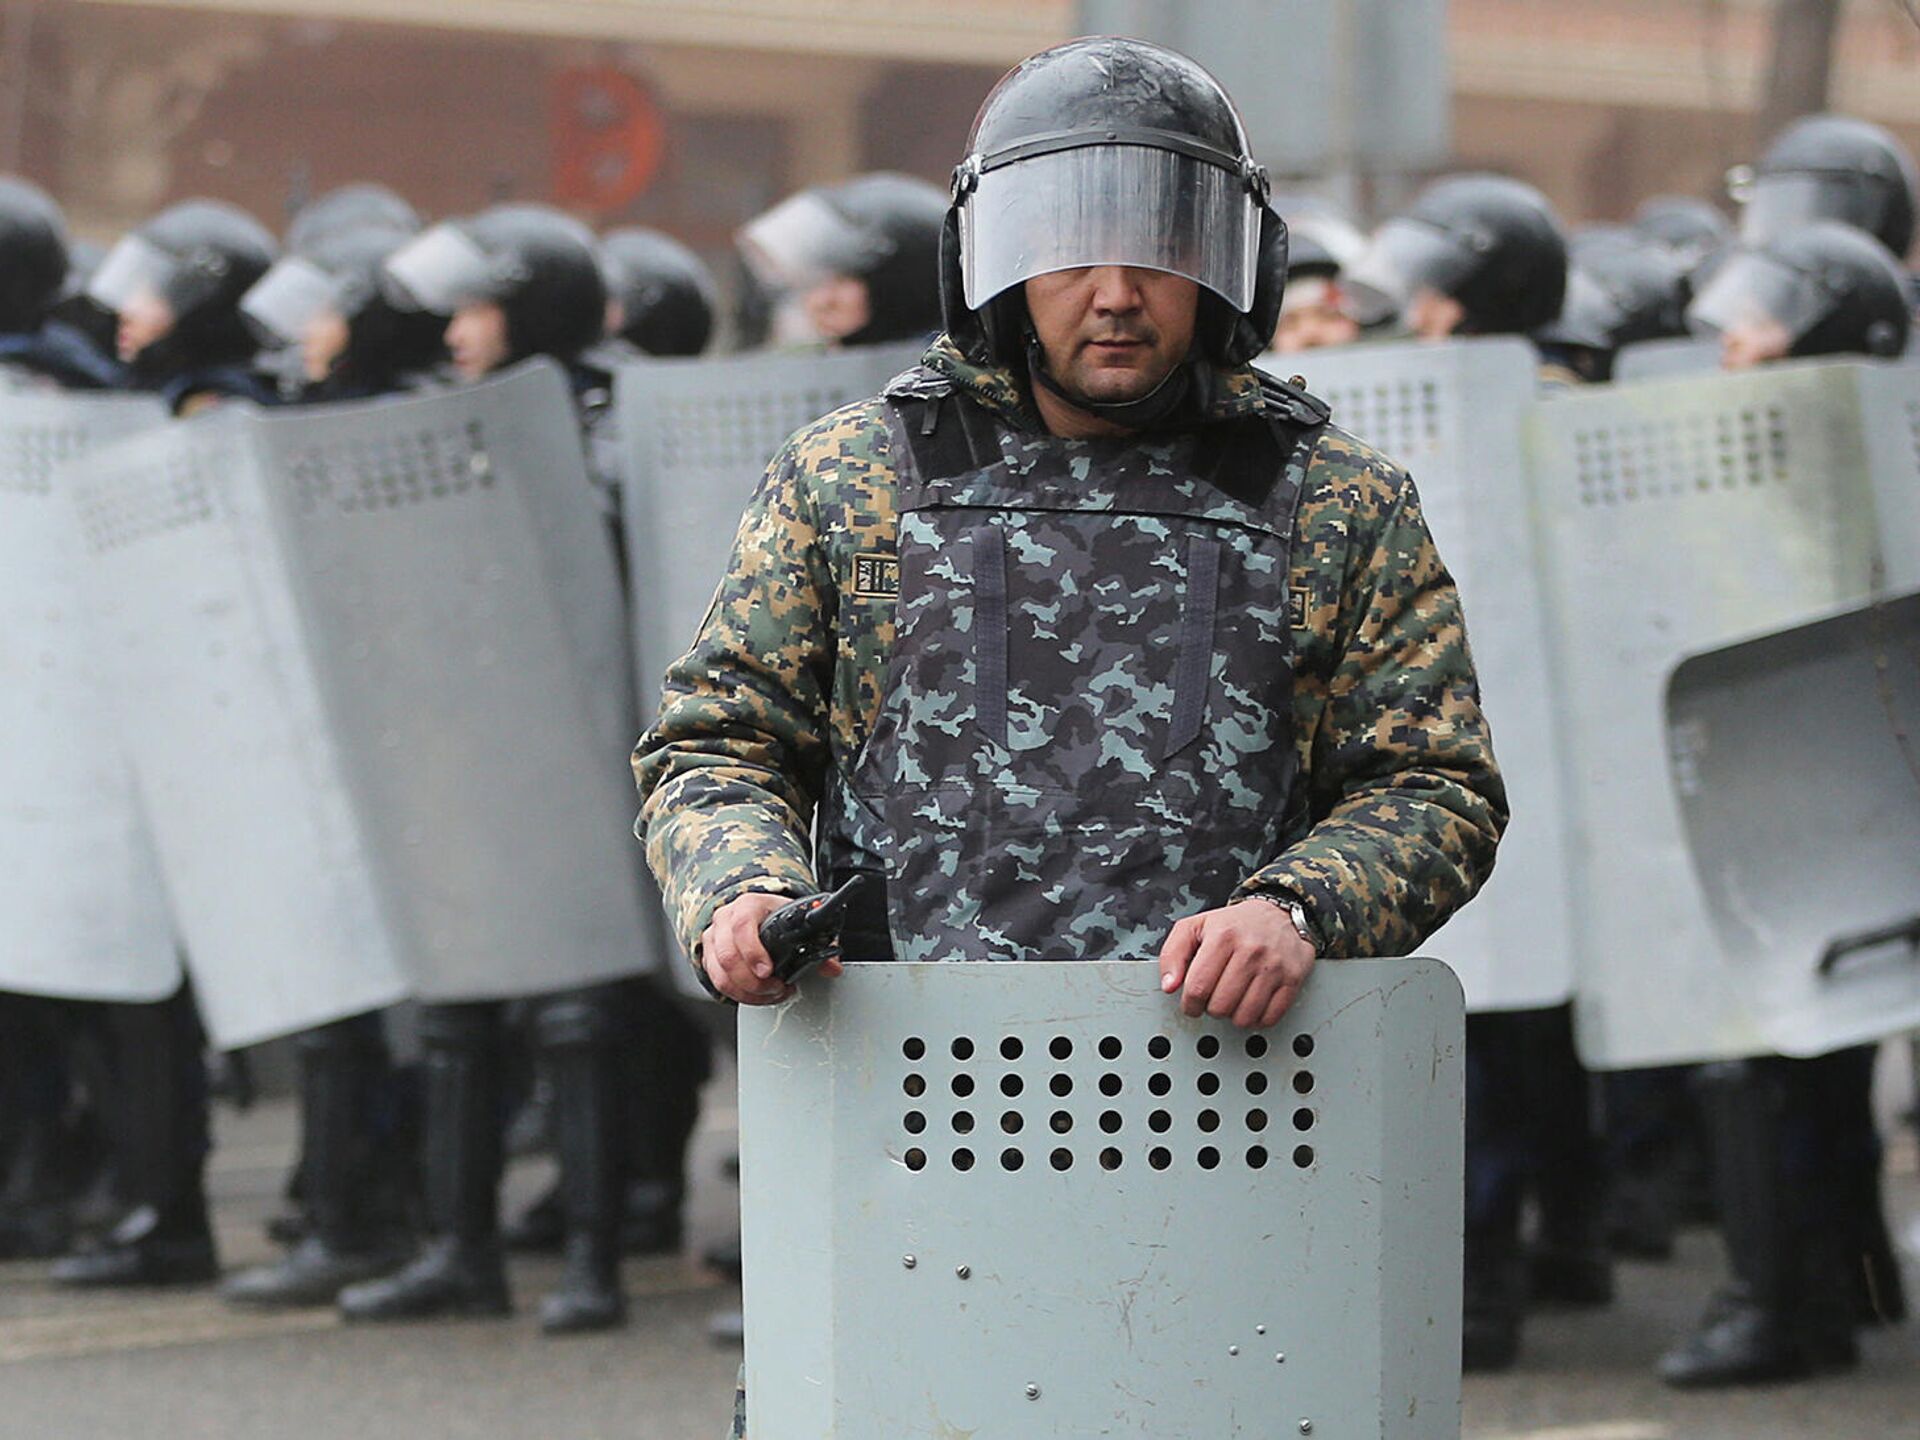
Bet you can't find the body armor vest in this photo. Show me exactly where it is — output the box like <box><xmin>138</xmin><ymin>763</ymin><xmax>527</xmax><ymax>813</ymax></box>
<box><xmin>820</xmin><ymin>372</ymin><xmax>1327</xmax><ymax>963</ymax></box>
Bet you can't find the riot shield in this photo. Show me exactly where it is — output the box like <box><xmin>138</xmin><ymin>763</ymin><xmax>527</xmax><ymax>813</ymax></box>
<box><xmin>1666</xmin><ymin>592</ymin><xmax>1920</xmax><ymax>1058</ymax></box>
<box><xmin>738</xmin><ymin>958</ymin><xmax>1463</xmax><ymax>1439</ymax></box>
<box><xmin>1612</xmin><ymin>337</ymin><xmax>1723</xmax><ymax>383</ymax></box>
<box><xmin>1270</xmin><ymin>338</ymin><xmax>1576</xmax><ymax>1013</ymax></box>
<box><xmin>250</xmin><ymin>363</ymin><xmax>652</xmax><ymax>1002</ymax></box>
<box><xmin>0</xmin><ymin>391</ymin><xmax>181</xmax><ymax>1003</ymax></box>
<box><xmin>615</xmin><ymin>342</ymin><xmax>922</xmax><ymax>991</ymax></box>
<box><xmin>1527</xmin><ymin>360</ymin><xmax>1908</xmax><ymax>1067</ymax></box>
<box><xmin>68</xmin><ymin>408</ymin><xmax>405</xmax><ymax>1047</ymax></box>
<box><xmin>70</xmin><ymin>364</ymin><xmax>652</xmax><ymax>1047</ymax></box>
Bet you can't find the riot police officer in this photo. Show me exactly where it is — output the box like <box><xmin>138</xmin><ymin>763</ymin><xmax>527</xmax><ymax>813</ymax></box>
<box><xmin>214</xmin><ymin>219</ymin><xmax>446</xmax><ymax>1312</ymax></box>
<box><xmin>1270</xmin><ymin>198</ymin><xmax>1366</xmax><ymax>353</ymax></box>
<box><xmin>86</xmin><ymin>198</ymin><xmax>279</xmax><ymax>414</ymax></box>
<box><xmin>1687</xmin><ymin>219</ymin><xmax>1911</xmax><ymax>369</ymax></box>
<box><xmin>1737</xmin><ymin>114</ymin><xmax>1917</xmax><ymax>261</ymax></box>
<box><xmin>1347</xmin><ymin>169</ymin><xmax>1609</xmax><ymax>1371</ymax></box>
<box><xmin>1631</xmin><ymin>195</ymin><xmax>1733</xmax><ymax>277</ymax></box>
<box><xmin>1344</xmin><ymin>173</ymin><xmax>1568</xmax><ymax>341</ymax></box>
<box><xmin>284</xmin><ymin>182</ymin><xmax>422</xmax><ymax>257</ymax></box>
<box><xmin>1537</xmin><ymin>230</ymin><xmax>1691</xmax><ymax>382</ymax></box>
<box><xmin>736</xmin><ymin>171</ymin><xmax>945</xmax><ymax>348</ymax></box>
<box><xmin>0</xmin><ymin>177</ymin><xmax>123</xmax><ymax>391</ymax></box>
<box><xmin>635</xmin><ymin>39</ymin><xmax>1506</xmax><ymax>1439</ymax></box>
<box><xmin>600</xmin><ymin>226</ymin><xmax>718</xmax><ymax>359</ymax></box>
<box><xmin>336</xmin><ymin>204</ymin><xmax>660</xmax><ymax>1335</ymax></box>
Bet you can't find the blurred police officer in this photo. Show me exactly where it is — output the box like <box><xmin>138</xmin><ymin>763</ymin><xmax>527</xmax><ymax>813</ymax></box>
<box><xmin>736</xmin><ymin>171</ymin><xmax>945</xmax><ymax>348</ymax></box>
<box><xmin>1652</xmin><ymin>219</ymin><xmax>1912</xmax><ymax>1387</ymax></box>
<box><xmin>1347</xmin><ymin>170</ymin><xmax>1612</xmax><ymax>1371</ymax></box>
<box><xmin>217</xmin><ymin>217</ymin><xmax>445</xmax><ymax>1311</ymax></box>
<box><xmin>1270</xmin><ymin>199</ymin><xmax>1366</xmax><ymax>353</ymax></box>
<box><xmin>1537</xmin><ymin>229</ymin><xmax>1691</xmax><ymax>382</ymax></box>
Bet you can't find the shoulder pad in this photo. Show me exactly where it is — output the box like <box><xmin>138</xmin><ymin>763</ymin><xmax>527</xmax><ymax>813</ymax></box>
<box><xmin>881</xmin><ymin>365</ymin><xmax>954</xmax><ymax>402</ymax></box>
<box><xmin>1257</xmin><ymin>370</ymin><xmax>1333</xmax><ymax>428</ymax></box>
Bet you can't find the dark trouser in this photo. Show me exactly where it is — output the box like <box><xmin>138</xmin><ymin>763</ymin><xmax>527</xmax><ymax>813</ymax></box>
<box><xmin>296</xmin><ymin>1012</ymin><xmax>408</xmax><ymax>1250</ymax></box>
<box><xmin>99</xmin><ymin>982</ymin><xmax>211</xmax><ymax>1236</ymax></box>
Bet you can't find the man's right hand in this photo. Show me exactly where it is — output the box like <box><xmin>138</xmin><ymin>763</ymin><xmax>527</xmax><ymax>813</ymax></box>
<box><xmin>700</xmin><ymin>892</ymin><xmax>831</xmax><ymax>1005</ymax></box>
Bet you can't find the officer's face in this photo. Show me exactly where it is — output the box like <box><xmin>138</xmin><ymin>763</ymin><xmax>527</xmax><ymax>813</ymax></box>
<box><xmin>1407</xmin><ymin>287</ymin><xmax>1466</xmax><ymax>342</ymax></box>
<box><xmin>801</xmin><ymin>276</ymin><xmax>873</xmax><ymax>345</ymax></box>
<box><xmin>1024</xmin><ymin>266</ymin><xmax>1199</xmax><ymax>406</ymax></box>
<box><xmin>115</xmin><ymin>290</ymin><xmax>176</xmax><ymax>363</ymax></box>
<box><xmin>1717</xmin><ymin>317</ymin><xmax>1792</xmax><ymax>370</ymax></box>
<box><xmin>300</xmin><ymin>308</ymin><xmax>350</xmax><ymax>384</ymax></box>
<box><xmin>1274</xmin><ymin>279</ymin><xmax>1362</xmax><ymax>353</ymax></box>
<box><xmin>446</xmin><ymin>301</ymin><xmax>512</xmax><ymax>380</ymax></box>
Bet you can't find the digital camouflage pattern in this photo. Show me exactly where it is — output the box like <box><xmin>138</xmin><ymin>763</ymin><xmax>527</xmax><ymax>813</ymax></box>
<box><xmin>634</xmin><ymin>334</ymin><xmax>1506</xmax><ymax>969</ymax></box>
<box><xmin>820</xmin><ymin>365</ymin><xmax>1318</xmax><ymax>961</ymax></box>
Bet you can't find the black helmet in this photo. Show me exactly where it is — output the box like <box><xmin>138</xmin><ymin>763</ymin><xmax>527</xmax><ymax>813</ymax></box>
<box><xmin>286</xmin><ymin>183</ymin><xmax>421</xmax><ymax>256</ymax></box>
<box><xmin>242</xmin><ymin>225</ymin><xmax>445</xmax><ymax>392</ymax></box>
<box><xmin>941</xmin><ymin>37</ymin><xmax>1286</xmax><ymax>370</ymax></box>
<box><xmin>382</xmin><ymin>203</ymin><xmax>607</xmax><ymax>363</ymax></box>
<box><xmin>1536</xmin><ymin>231</ymin><xmax>1690</xmax><ymax>375</ymax></box>
<box><xmin>1273</xmin><ymin>196</ymin><xmax>1367</xmax><ymax>282</ymax></box>
<box><xmin>1687</xmin><ymin>220</ymin><xmax>1911</xmax><ymax>360</ymax></box>
<box><xmin>1738</xmin><ymin>114</ymin><xmax>1918</xmax><ymax>258</ymax></box>
<box><xmin>87</xmin><ymin>198</ymin><xmax>277</xmax><ymax>371</ymax></box>
<box><xmin>1631</xmin><ymin>196</ymin><xmax>1732</xmax><ymax>270</ymax></box>
<box><xmin>0</xmin><ymin>176</ymin><xmax>69</xmax><ymax>334</ymax></box>
<box><xmin>1347</xmin><ymin>174</ymin><xmax>1567</xmax><ymax>336</ymax></box>
<box><xmin>738</xmin><ymin>172</ymin><xmax>946</xmax><ymax>346</ymax></box>
<box><xmin>600</xmin><ymin>227</ymin><xmax>717</xmax><ymax>357</ymax></box>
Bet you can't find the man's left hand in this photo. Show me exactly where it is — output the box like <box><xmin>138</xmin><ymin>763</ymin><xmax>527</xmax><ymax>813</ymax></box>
<box><xmin>1158</xmin><ymin>900</ymin><xmax>1316</xmax><ymax>1029</ymax></box>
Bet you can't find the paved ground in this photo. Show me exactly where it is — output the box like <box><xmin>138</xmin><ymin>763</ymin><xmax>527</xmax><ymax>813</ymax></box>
<box><xmin>2</xmin><ymin>1077</ymin><xmax>1915</xmax><ymax>1440</ymax></box>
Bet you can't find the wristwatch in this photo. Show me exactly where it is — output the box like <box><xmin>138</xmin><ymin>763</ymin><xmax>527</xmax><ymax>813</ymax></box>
<box><xmin>1250</xmin><ymin>891</ymin><xmax>1317</xmax><ymax>951</ymax></box>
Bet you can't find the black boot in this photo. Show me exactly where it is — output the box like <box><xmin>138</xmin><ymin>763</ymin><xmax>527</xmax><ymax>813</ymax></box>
<box><xmin>1524</xmin><ymin>1006</ymin><xmax>1613</xmax><ymax>1308</ymax></box>
<box><xmin>536</xmin><ymin>991</ymin><xmax>626</xmax><ymax>1335</ymax></box>
<box><xmin>52</xmin><ymin>988</ymin><xmax>217</xmax><ymax>1289</ymax></box>
<box><xmin>1659</xmin><ymin>1062</ymin><xmax>1809</xmax><ymax>1387</ymax></box>
<box><xmin>339</xmin><ymin>1004</ymin><xmax>508</xmax><ymax>1322</ymax></box>
<box><xmin>619</xmin><ymin>980</ymin><xmax>708</xmax><ymax>1257</ymax></box>
<box><xmin>226</xmin><ymin>1017</ymin><xmax>408</xmax><ymax>1308</ymax></box>
<box><xmin>503</xmin><ymin>1182</ymin><xmax>565</xmax><ymax>1253</ymax></box>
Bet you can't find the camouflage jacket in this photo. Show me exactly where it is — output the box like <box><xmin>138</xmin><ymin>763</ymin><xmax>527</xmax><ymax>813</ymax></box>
<box><xmin>633</xmin><ymin>336</ymin><xmax>1506</xmax><ymax>967</ymax></box>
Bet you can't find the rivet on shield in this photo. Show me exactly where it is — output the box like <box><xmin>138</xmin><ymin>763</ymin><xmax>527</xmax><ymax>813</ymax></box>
<box><xmin>1228</xmin><ymin>1345</ymin><xmax>1240</xmax><ymax>1356</ymax></box>
<box><xmin>1256</xmin><ymin>1324</ymin><xmax>1267</xmax><ymax>1335</ymax></box>
<box><xmin>955</xmin><ymin>1264</ymin><xmax>971</xmax><ymax>1279</ymax></box>
<box><xmin>1025</xmin><ymin>1384</ymin><xmax>1040</xmax><ymax>1400</ymax></box>
<box><xmin>1299</xmin><ymin>1421</ymin><xmax>1312</xmax><ymax>1434</ymax></box>
<box><xmin>1275</xmin><ymin>1353</ymin><xmax>1286</xmax><ymax>1364</ymax></box>
<box><xmin>902</xmin><ymin>1254</ymin><xmax>916</xmax><ymax>1269</ymax></box>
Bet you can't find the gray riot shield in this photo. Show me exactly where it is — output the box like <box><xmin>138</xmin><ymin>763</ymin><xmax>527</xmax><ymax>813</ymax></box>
<box><xmin>0</xmin><ymin>391</ymin><xmax>181</xmax><ymax>1003</ymax></box>
<box><xmin>246</xmin><ymin>364</ymin><xmax>651</xmax><ymax>1003</ymax></box>
<box><xmin>68</xmin><ymin>408</ymin><xmax>405</xmax><ymax>1047</ymax></box>
<box><xmin>738</xmin><ymin>958</ymin><xmax>1464</xmax><ymax>1439</ymax></box>
<box><xmin>1667</xmin><ymin>592</ymin><xmax>1920</xmax><ymax>1058</ymax></box>
<box><xmin>615</xmin><ymin>342</ymin><xmax>923</xmax><ymax>990</ymax></box>
<box><xmin>1270</xmin><ymin>338</ymin><xmax>1576</xmax><ymax>1013</ymax></box>
<box><xmin>1612</xmin><ymin>337</ymin><xmax>1723</xmax><ymax>383</ymax></box>
<box><xmin>1527</xmin><ymin>360</ymin><xmax>1912</xmax><ymax>1068</ymax></box>
<box><xmin>70</xmin><ymin>363</ymin><xmax>651</xmax><ymax>1048</ymax></box>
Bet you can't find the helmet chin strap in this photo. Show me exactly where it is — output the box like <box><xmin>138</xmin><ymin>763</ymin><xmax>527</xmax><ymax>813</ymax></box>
<box><xmin>1024</xmin><ymin>328</ymin><xmax>1197</xmax><ymax>431</ymax></box>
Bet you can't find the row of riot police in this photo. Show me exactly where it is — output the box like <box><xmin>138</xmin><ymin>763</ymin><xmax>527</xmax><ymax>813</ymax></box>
<box><xmin>0</xmin><ymin>167</ymin><xmax>948</xmax><ymax>1339</ymax></box>
<box><xmin>1259</xmin><ymin>113</ymin><xmax>1917</xmax><ymax>1390</ymax></box>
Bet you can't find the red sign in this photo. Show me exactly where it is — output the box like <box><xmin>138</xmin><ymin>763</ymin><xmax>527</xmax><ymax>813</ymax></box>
<box><xmin>552</xmin><ymin>67</ymin><xmax>666</xmax><ymax>213</ymax></box>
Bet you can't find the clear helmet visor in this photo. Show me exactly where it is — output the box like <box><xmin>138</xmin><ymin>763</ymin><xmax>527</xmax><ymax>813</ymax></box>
<box><xmin>958</xmin><ymin>145</ymin><xmax>1262</xmax><ymax>312</ymax></box>
<box><xmin>86</xmin><ymin>233</ymin><xmax>206</xmax><ymax>318</ymax></box>
<box><xmin>240</xmin><ymin>257</ymin><xmax>345</xmax><ymax>346</ymax></box>
<box><xmin>1685</xmin><ymin>249</ymin><xmax>1832</xmax><ymax>343</ymax></box>
<box><xmin>737</xmin><ymin>191</ymin><xmax>874</xmax><ymax>293</ymax></box>
<box><xmin>1534</xmin><ymin>266</ymin><xmax>1624</xmax><ymax>350</ymax></box>
<box><xmin>1739</xmin><ymin>172</ymin><xmax>1873</xmax><ymax>246</ymax></box>
<box><xmin>382</xmin><ymin>224</ymin><xmax>493</xmax><ymax>314</ymax></box>
<box><xmin>1341</xmin><ymin>218</ymin><xmax>1480</xmax><ymax>327</ymax></box>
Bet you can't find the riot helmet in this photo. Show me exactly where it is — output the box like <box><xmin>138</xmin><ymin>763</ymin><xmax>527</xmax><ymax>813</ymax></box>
<box><xmin>87</xmin><ymin>199</ymin><xmax>277</xmax><ymax>372</ymax></box>
<box><xmin>738</xmin><ymin>171</ymin><xmax>945</xmax><ymax>346</ymax></box>
<box><xmin>1631</xmin><ymin>196</ymin><xmax>1731</xmax><ymax>271</ymax></box>
<box><xmin>1687</xmin><ymin>220</ymin><xmax>1911</xmax><ymax>365</ymax></box>
<box><xmin>383</xmin><ymin>204</ymin><xmax>607</xmax><ymax>371</ymax></box>
<box><xmin>941</xmin><ymin>37</ymin><xmax>1287</xmax><ymax>372</ymax></box>
<box><xmin>1536</xmin><ymin>231</ymin><xmax>1690</xmax><ymax>379</ymax></box>
<box><xmin>1271</xmin><ymin>199</ymin><xmax>1367</xmax><ymax>354</ymax></box>
<box><xmin>285</xmin><ymin>182</ymin><xmax>421</xmax><ymax>256</ymax></box>
<box><xmin>1737</xmin><ymin>115</ymin><xmax>1917</xmax><ymax>258</ymax></box>
<box><xmin>1346</xmin><ymin>174</ymin><xmax>1568</xmax><ymax>338</ymax></box>
<box><xmin>0</xmin><ymin>176</ymin><xmax>70</xmax><ymax>334</ymax></box>
<box><xmin>243</xmin><ymin>225</ymin><xmax>445</xmax><ymax>393</ymax></box>
<box><xmin>600</xmin><ymin>227</ymin><xmax>718</xmax><ymax>356</ymax></box>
